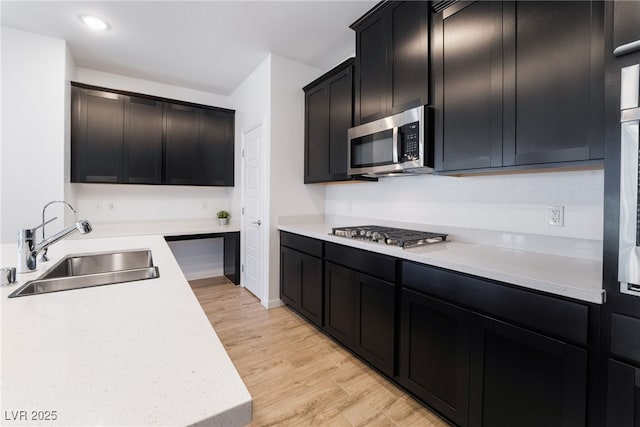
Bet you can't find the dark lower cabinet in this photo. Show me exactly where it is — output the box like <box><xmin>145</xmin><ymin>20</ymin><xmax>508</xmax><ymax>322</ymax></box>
<box><xmin>280</xmin><ymin>246</ymin><xmax>323</xmax><ymax>327</ymax></box>
<box><xmin>469</xmin><ymin>314</ymin><xmax>588</xmax><ymax>427</ymax></box>
<box><xmin>398</xmin><ymin>288</ymin><xmax>471</xmax><ymax>426</ymax></box>
<box><xmin>607</xmin><ymin>358</ymin><xmax>640</xmax><ymax>427</ymax></box>
<box><xmin>324</xmin><ymin>261</ymin><xmax>395</xmax><ymax>377</ymax></box>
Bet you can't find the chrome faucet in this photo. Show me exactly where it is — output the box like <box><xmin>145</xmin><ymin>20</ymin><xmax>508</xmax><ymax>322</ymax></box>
<box><xmin>17</xmin><ymin>219</ymin><xmax>92</xmax><ymax>273</ymax></box>
<box><xmin>41</xmin><ymin>200</ymin><xmax>77</xmax><ymax>262</ymax></box>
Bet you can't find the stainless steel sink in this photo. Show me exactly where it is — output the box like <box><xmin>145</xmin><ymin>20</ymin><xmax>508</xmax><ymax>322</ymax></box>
<box><xmin>8</xmin><ymin>249</ymin><xmax>160</xmax><ymax>298</ymax></box>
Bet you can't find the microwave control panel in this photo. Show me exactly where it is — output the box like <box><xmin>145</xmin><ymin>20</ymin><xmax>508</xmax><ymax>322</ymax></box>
<box><xmin>400</xmin><ymin>121</ymin><xmax>420</xmax><ymax>161</ymax></box>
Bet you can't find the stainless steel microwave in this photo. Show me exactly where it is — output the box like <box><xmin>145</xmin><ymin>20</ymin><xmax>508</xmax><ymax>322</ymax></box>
<box><xmin>347</xmin><ymin>105</ymin><xmax>433</xmax><ymax>178</ymax></box>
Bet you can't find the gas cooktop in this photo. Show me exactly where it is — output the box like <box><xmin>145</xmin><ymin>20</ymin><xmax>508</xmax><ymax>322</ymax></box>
<box><xmin>331</xmin><ymin>225</ymin><xmax>447</xmax><ymax>249</ymax></box>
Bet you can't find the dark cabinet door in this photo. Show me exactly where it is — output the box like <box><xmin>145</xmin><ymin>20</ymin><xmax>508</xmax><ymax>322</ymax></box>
<box><xmin>434</xmin><ymin>1</ymin><xmax>503</xmax><ymax>172</ymax></box>
<box><xmin>165</xmin><ymin>103</ymin><xmax>200</xmax><ymax>185</ymax></box>
<box><xmin>607</xmin><ymin>358</ymin><xmax>640</xmax><ymax>427</ymax></box>
<box><xmin>72</xmin><ymin>86</ymin><xmax>124</xmax><ymax>183</ymax></box>
<box><xmin>469</xmin><ymin>314</ymin><xmax>587</xmax><ymax>427</ymax></box>
<box><xmin>398</xmin><ymin>288</ymin><xmax>471</xmax><ymax>426</ymax></box>
<box><xmin>280</xmin><ymin>246</ymin><xmax>323</xmax><ymax>327</ymax></box>
<box><xmin>324</xmin><ymin>262</ymin><xmax>358</xmax><ymax>348</ymax></box>
<box><xmin>355</xmin><ymin>13</ymin><xmax>389</xmax><ymax>125</ymax></box>
<box><xmin>353</xmin><ymin>1</ymin><xmax>429</xmax><ymax>125</ymax></box>
<box><xmin>200</xmin><ymin>109</ymin><xmax>234</xmax><ymax>186</ymax></box>
<box><xmin>389</xmin><ymin>1</ymin><xmax>429</xmax><ymax>115</ymax></box>
<box><xmin>304</xmin><ymin>84</ymin><xmax>330</xmax><ymax>182</ymax></box>
<box><xmin>324</xmin><ymin>261</ymin><xmax>395</xmax><ymax>376</ymax></box>
<box><xmin>304</xmin><ymin>59</ymin><xmax>354</xmax><ymax>183</ymax></box>
<box><xmin>356</xmin><ymin>273</ymin><xmax>395</xmax><ymax>377</ymax></box>
<box><xmin>327</xmin><ymin>67</ymin><xmax>353</xmax><ymax>180</ymax></box>
<box><xmin>123</xmin><ymin>96</ymin><xmax>163</xmax><ymax>184</ymax></box>
<box><xmin>503</xmin><ymin>0</ymin><xmax>604</xmax><ymax>166</ymax></box>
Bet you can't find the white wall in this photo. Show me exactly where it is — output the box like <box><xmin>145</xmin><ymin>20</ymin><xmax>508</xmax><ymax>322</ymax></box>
<box><xmin>229</xmin><ymin>54</ymin><xmax>324</xmax><ymax>307</ymax></box>
<box><xmin>268</xmin><ymin>55</ymin><xmax>324</xmax><ymax>304</ymax></box>
<box><xmin>1</xmin><ymin>27</ymin><xmax>69</xmax><ymax>243</ymax></box>
<box><xmin>326</xmin><ymin>168</ymin><xmax>604</xmax><ymax>242</ymax></box>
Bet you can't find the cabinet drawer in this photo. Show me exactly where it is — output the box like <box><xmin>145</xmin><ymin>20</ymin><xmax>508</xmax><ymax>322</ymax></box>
<box><xmin>280</xmin><ymin>232</ymin><xmax>323</xmax><ymax>258</ymax></box>
<box><xmin>325</xmin><ymin>242</ymin><xmax>396</xmax><ymax>283</ymax></box>
<box><xmin>611</xmin><ymin>313</ymin><xmax>640</xmax><ymax>365</ymax></box>
<box><xmin>402</xmin><ymin>261</ymin><xmax>589</xmax><ymax>346</ymax></box>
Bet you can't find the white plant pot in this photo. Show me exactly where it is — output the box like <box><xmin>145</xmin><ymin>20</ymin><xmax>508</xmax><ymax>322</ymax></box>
<box><xmin>218</xmin><ymin>218</ymin><xmax>229</xmax><ymax>226</ymax></box>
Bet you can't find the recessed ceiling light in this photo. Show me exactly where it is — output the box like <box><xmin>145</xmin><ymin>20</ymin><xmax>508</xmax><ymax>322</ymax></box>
<box><xmin>79</xmin><ymin>14</ymin><xmax>110</xmax><ymax>31</ymax></box>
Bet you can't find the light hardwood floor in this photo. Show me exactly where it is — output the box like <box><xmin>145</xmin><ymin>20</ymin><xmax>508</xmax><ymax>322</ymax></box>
<box><xmin>190</xmin><ymin>277</ymin><xmax>450</xmax><ymax>427</ymax></box>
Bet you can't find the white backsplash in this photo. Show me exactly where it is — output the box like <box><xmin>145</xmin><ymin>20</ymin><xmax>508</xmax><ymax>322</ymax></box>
<box><xmin>324</xmin><ymin>169</ymin><xmax>604</xmax><ymax>260</ymax></box>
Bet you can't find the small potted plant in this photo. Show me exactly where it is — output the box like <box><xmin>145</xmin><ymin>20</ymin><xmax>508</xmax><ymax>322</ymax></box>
<box><xmin>217</xmin><ymin>210</ymin><xmax>230</xmax><ymax>226</ymax></box>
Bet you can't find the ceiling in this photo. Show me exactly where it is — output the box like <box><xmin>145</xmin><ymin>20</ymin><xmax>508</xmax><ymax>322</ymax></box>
<box><xmin>1</xmin><ymin>1</ymin><xmax>377</xmax><ymax>95</ymax></box>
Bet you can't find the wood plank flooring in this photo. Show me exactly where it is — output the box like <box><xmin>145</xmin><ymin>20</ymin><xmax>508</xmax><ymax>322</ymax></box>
<box><xmin>189</xmin><ymin>277</ymin><xmax>450</xmax><ymax>427</ymax></box>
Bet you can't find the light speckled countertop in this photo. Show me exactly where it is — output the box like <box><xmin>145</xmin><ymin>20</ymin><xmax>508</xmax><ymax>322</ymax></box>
<box><xmin>0</xmin><ymin>235</ymin><xmax>251</xmax><ymax>426</ymax></box>
<box><xmin>278</xmin><ymin>222</ymin><xmax>604</xmax><ymax>304</ymax></box>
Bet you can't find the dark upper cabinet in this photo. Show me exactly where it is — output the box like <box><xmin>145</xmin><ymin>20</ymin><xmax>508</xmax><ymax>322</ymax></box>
<box><xmin>200</xmin><ymin>109</ymin><xmax>234</xmax><ymax>186</ymax></box>
<box><xmin>124</xmin><ymin>96</ymin><xmax>163</xmax><ymax>184</ymax></box>
<box><xmin>71</xmin><ymin>82</ymin><xmax>234</xmax><ymax>186</ymax></box>
<box><xmin>433</xmin><ymin>1</ymin><xmax>503</xmax><ymax>171</ymax></box>
<box><xmin>434</xmin><ymin>1</ymin><xmax>604</xmax><ymax>173</ymax></box>
<box><xmin>352</xmin><ymin>1</ymin><xmax>429</xmax><ymax>125</ymax></box>
<box><xmin>398</xmin><ymin>288</ymin><xmax>471</xmax><ymax>426</ymax></box>
<box><xmin>303</xmin><ymin>58</ymin><xmax>354</xmax><ymax>183</ymax></box>
<box><xmin>72</xmin><ymin>86</ymin><xmax>124</xmax><ymax>183</ymax></box>
<box><xmin>165</xmin><ymin>103</ymin><xmax>201</xmax><ymax>185</ymax></box>
<box><xmin>613</xmin><ymin>0</ymin><xmax>640</xmax><ymax>56</ymax></box>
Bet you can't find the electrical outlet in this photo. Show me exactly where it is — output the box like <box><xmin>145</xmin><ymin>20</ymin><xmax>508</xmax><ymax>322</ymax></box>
<box><xmin>108</xmin><ymin>202</ymin><xmax>116</xmax><ymax>212</ymax></box>
<box><xmin>547</xmin><ymin>205</ymin><xmax>564</xmax><ymax>227</ymax></box>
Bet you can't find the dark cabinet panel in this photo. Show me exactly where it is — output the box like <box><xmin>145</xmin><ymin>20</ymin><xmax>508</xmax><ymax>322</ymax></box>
<box><xmin>324</xmin><ymin>262</ymin><xmax>358</xmax><ymax>348</ymax></box>
<box><xmin>434</xmin><ymin>0</ymin><xmax>604</xmax><ymax>173</ymax></box>
<box><xmin>305</xmin><ymin>84</ymin><xmax>330</xmax><ymax>182</ymax></box>
<box><xmin>324</xmin><ymin>261</ymin><xmax>395</xmax><ymax>376</ymax></box>
<box><xmin>434</xmin><ymin>1</ymin><xmax>503</xmax><ymax>171</ymax></box>
<box><xmin>303</xmin><ymin>58</ymin><xmax>354</xmax><ymax>183</ymax></box>
<box><xmin>124</xmin><ymin>96</ymin><xmax>163</xmax><ymax>184</ymax></box>
<box><xmin>355</xmin><ymin>15</ymin><xmax>388</xmax><ymax>124</ymax></box>
<box><xmin>398</xmin><ymin>288</ymin><xmax>471</xmax><ymax>425</ymax></box>
<box><xmin>72</xmin><ymin>86</ymin><xmax>124</xmax><ymax>183</ymax></box>
<box><xmin>352</xmin><ymin>1</ymin><xmax>429</xmax><ymax>125</ymax></box>
<box><xmin>280</xmin><ymin>246</ymin><xmax>323</xmax><ymax>327</ymax></box>
<box><xmin>390</xmin><ymin>1</ymin><xmax>429</xmax><ymax>114</ymax></box>
<box><xmin>469</xmin><ymin>314</ymin><xmax>587</xmax><ymax>427</ymax></box>
<box><xmin>356</xmin><ymin>273</ymin><xmax>395</xmax><ymax>376</ymax></box>
<box><xmin>200</xmin><ymin>109</ymin><xmax>234</xmax><ymax>186</ymax></box>
<box><xmin>504</xmin><ymin>0</ymin><xmax>604</xmax><ymax>166</ymax></box>
<box><xmin>607</xmin><ymin>358</ymin><xmax>640</xmax><ymax>427</ymax></box>
<box><xmin>165</xmin><ymin>103</ymin><xmax>200</xmax><ymax>185</ymax></box>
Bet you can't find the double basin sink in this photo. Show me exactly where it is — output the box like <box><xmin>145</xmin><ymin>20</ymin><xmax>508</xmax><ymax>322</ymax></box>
<box><xmin>9</xmin><ymin>249</ymin><xmax>160</xmax><ymax>298</ymax></box>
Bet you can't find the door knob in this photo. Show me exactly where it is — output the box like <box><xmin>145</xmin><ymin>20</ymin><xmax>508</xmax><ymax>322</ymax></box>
<box><xmin>251</xmin><ymin>220</ymin><xmax>262</xmax><ymax>226</ymax></box>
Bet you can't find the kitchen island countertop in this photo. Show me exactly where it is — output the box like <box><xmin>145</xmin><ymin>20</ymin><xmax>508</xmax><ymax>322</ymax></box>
<box><xmin>278</xmin><ymin>222</ymin><xmax>604</xmax><ymax>304</ymax></box>
<box><xmin>0</xmin><ymin>235</ymin><xmax>251</xmax><ymax>426</ymax></box>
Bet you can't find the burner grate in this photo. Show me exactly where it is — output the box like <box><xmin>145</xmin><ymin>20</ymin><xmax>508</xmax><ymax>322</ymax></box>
<box><xmin>331</xmin><ymin>225</ymin><xmax>447</xmax><ymax>248</ymax></box>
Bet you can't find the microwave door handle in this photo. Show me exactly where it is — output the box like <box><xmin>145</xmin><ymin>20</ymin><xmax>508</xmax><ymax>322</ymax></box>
<box><xmin>392</xmin><ymin>127</ymin><xmax>399</xmax><ymax>163</ymax></box>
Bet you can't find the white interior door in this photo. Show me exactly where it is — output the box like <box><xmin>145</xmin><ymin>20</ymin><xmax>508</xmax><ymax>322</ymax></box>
<box><xmin>242</xmin><ymin>123</ymin><xmax>264</xmax><ymax>301</ymax></box>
